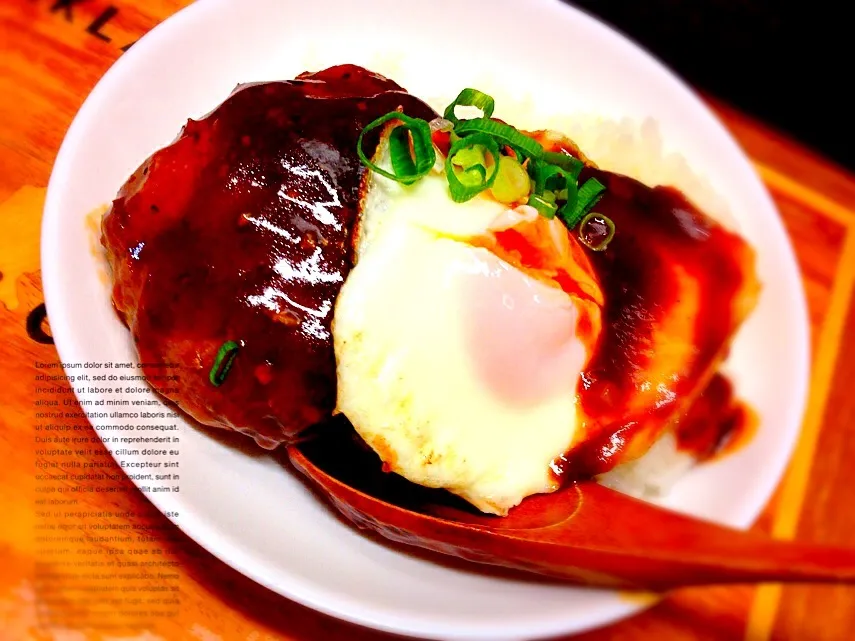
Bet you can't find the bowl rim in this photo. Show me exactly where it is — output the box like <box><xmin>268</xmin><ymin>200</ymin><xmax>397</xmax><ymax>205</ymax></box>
<box><xmin>40</xmin><ymin>0</ymin><xmax>811</xmax><ymax>638</ymax></box>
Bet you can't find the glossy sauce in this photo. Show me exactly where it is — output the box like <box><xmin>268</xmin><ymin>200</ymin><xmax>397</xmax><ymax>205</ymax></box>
<box><xmin>101</xmin><ymin>65</ymin><xmax>437</xmax><ymax>447</ymax></box>
<box><xmin>105</xmin><ymin>63</ymin><xmax>759</xmax><ymax>498</ymax></box>
<box><xmin>298</xmin><ymin>133</ymin><xmax>760</xmax><ymax>513</ymax></box>
<box><xmin>532</xmin><ymin>139</ymin><xmax>760</xmax><ymax>479</ymax></box>
<box><xmin>674</xmin><ymin>373</ymin><xmax>757</xmax><ymax>461</ymax></box>
<box><xmin>433</xmin><ymin>132</ymin><xmax>759</xmax><ymax>479</ymax></box>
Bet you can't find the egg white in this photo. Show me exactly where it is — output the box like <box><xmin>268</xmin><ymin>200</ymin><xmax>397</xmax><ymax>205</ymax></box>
<box><xmin>332</xmin><ymin>143</ymin><xmax>591</xmax><ymax>515</ymax></box>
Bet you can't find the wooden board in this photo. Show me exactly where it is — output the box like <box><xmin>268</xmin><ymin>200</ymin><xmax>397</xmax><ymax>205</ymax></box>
<box><xmin>1</xmin><ymin>2</ymin><xmax>854</xmax><ymax>639</ymax></box>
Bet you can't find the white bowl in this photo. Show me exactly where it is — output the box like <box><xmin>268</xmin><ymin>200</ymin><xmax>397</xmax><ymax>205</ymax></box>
<box><xmin>41</xmin><ymin>0</ymin><xmax>809</xmax><ymax>638</ymax></box>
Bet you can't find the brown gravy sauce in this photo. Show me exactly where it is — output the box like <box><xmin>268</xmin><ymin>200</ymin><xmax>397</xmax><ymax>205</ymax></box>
<box><xmin>302</xmin><ymin>133</ymin><xmax>759</xmax><ymax>508</ymax></box>
<box><xmin>532</xmin><ymin>139</ymin><xmax>759</xmax><ymax>481</ymax></box>
<box><xmin>101</xmin><ymin>65</ymin><xmax>437</xmax><ymax>447</ymax></box>
<box><xmin>105</xmin><ymin>62</ymin><xmax>759</xmax><ymax>507</ymax></box>
<box><xmin>674</xmin><ymin>373</ymin><xmax>757</xmax><ymax>461</ymax></box>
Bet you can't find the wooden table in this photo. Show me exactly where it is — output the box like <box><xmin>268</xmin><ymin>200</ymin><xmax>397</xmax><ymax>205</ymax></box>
<box><xmin>2</xmin><ymin>1</ymin><xmax>854</xmax><ymax>639</ymax></box>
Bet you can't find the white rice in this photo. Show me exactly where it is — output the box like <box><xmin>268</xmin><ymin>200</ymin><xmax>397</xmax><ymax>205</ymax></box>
<box><xmin>552</xmin><ymin>115</ymin><xmax>736</xmax><ymax>231</ymax></box>
<box><xmin>597</xmin><ymin>433</ymin><xmax>697</xmax><ymax>499</ymax></box>
<box><xmin>546</xmin><ymin>116</ymin><xmax>725</xmax><ymax>498</ymax></box>
<box><xmin>297</xmin><ymin>55</ymin><xmax>732</xmax><ymax>499</ymax></box>
<box><xmin>484</xmin><ymin>110</ymin><xmax>731</xmax><ymax>499</ymax></box>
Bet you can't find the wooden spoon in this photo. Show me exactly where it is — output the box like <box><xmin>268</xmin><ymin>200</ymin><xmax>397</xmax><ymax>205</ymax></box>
<box><xmin>287</xmin><ymin>430</ymin><xmax>855</xmax><ymax>591</ymax></box>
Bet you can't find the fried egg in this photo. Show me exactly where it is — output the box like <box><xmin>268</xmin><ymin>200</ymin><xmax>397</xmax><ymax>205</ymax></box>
<box><xmin>332</xmin><ymin>137</ymin><xmax>603</xmax><ymax>515</ymax></box>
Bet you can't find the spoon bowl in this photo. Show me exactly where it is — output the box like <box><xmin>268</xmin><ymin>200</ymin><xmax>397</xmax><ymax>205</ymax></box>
<box><xmin>289</xmin><ymin>424</ymin><xmax>855</xmax><ymax>591</ymax></box>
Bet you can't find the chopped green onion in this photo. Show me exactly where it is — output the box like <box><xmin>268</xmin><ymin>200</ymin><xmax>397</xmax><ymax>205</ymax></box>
<box><xmin>543</xmin><ymin>150</ymin><xmax>583</xmax><ymax>180</ymax></box>
<box><xmin>443</xmin><ymin>88</ymin><xmax>495</xmax><ymax>125</ymax></box>
<box><xmin>560</xmin><ymin>177</ymin><xmax>606</xmax><ymax>229</ymax></box>
<box><xmin>357</xmin><ymin>112</ymin><xmax>436</xmax><ymax>185</ymax></box>
<box><xmin>209</xmin><ymin>340</ymin><xmax>241</xmax><ymax>387</ymax></box>
<box><xmin>527</xmin><ymin>194</ymin><xmax>558</xmax><ymax>219</ymax></box>
<box><xmin>557</xmin><ymin>192</ymin><xmax>578</xmax><ymax>227</ymax></box>
<box><xmin>457</xmin><ymin>164</ymin><xmax>487</xmax><ymax>188</ymax></box>
<box><xmin>578</xmin><ymin>212</ymin><xmax>616</xmax><ymax>251</ymax></box>
<box><xmin>531</xmin><ymin>160</ymin><xmax>569</xmax><ymax>195</ymax></box>
<box><xmin>506</xmin><ymin>144</ymin><xmax>538</xmax><ymax>164</ymax></box>
<box><xmin>446</xmin><ymin>133</ymin><xmax>500</xmax><ymax>203</ymax></box>
<box><xmin>490</xmin><ymin>156</ymin><xmax>531</xmax><ymax>204</ymax></box>
<box><xmin>528</xmin><ymin>159</ymin><xmax>581</xmax><ymax>223</ymax></box>
<box><xmin>356</xmin><ymin>90</ymin><xmax>613</xmax><ymax>251</ymax></box>
<box><xmin>451</xmin><ymin>144</ymin><xmax>487</xmax><ymax>171</ymax></box>
<box><xmin>454</xmin><ymin>118</ymin><xmax>544</xmax><ymax>161</ymax></box>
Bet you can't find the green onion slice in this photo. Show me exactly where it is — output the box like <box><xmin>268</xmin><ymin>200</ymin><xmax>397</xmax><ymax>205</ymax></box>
<box><xmin>490</xmin><ymin>155</ymin><xmax>531</xmax><ymax>204</ymax></box>
<box><xmin>560</xmin><ymin>177</ymin><xmax>606</xmax><ymax>229</ymax></box>
<box><xmin>454</xmin><ymin>118</ymin><xmax>544</xmax><ymax>162</ymax></box>
<box><xmin>543</xmin><ymin>150</ymin><xmax>584</xmax><ymax>180</ymax></box>
<box><xmin>457</xmin><ymin>164</ymin><xmax>487</xmax><ymax>188</ymax></box>
<box><xmin>446</xmin><ymin>133</ymin><xmax>501</xmax><ymax>202</ymax></box>
<box><xmin>450</xmin><ymin>144</ymin><xmax>487</xmax><ymax>171</ymax></box>
<box><xmin>530</xmin><ymin>155</ymin><xmax>584</xmax><ymax>195</ymax></box>
<box><xmin>356</xmin><ymin>91</ymin><xmax>613</xmax><ymax>249</ymax></box>
<box><xmin>443</xmin><ymin>88</ymin><xmax>495</xmax><ymax>125</ymax></box>
<box><xmin>357</xmin><ymin>112</ymin><xmax>436</xmax><ymax>185</ymax></box>
<box><xmin>531</xmin><ymin>160</ymin><xmax>569</xmax><ymax>196</ymax></box>
<box><xmin>209</xmin><ymin>340</ymin><xmax>241</xmax><ymax>387</ymax></box>
<box><xmin>506</xmin><ymin>143</ymin><xmax>538</xmax><ymax>164</ymax></box>
<box><xmin>527</xmin><ymin>194</ymin><xmax>558</xmax><ymax>219</ymax></box>
<box><xmin>578</xmin><ymin>212</ymin><xmax>616</xmax><ymax>251</ymax></box>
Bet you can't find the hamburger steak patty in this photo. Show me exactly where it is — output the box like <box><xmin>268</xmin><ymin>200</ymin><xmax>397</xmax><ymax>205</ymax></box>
<box><xmin>101</xmin><ymin>64</ymin><xmax>437</xmax><ymax>448</ymax></box>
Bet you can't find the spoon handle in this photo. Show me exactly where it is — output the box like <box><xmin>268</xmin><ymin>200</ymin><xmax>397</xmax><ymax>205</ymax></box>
<box><xmin>512</xmin><ymin>482</ymin><xmax>855</xmax><ymax>590</ymax></box>
<box><xmin>289</xmin><ymin>446</ymin><xmax>855</xmax><ymax>590</ymax></box>
<box><xmin>693</xmin><ymin>538</ymin><xmax>855</xmax><ymax>586</ymax></box>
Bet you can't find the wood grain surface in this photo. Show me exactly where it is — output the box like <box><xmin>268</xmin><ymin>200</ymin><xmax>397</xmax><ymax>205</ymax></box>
<box><xmin>1</xmin><ymin>1</ymin><xmax>854</xmax><ymax>640</ymax></box>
